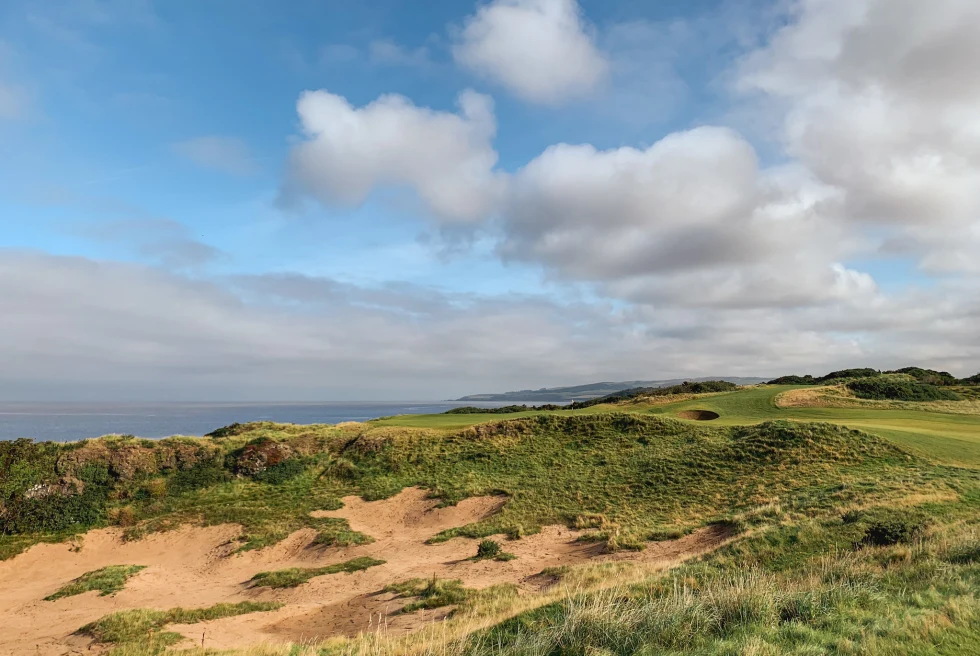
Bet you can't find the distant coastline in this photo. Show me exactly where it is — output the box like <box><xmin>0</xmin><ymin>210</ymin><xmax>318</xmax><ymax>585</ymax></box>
<box><xmin>455</xmin><ymin>376</ymin><xmax>769</xmax><ymax>403</ymax></box>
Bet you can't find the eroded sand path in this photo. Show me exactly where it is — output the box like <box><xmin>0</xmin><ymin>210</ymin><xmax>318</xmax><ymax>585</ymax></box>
<box><xmin>0</xmin><ymin>488</ymin><xmax>732</xmax><ymax>655</ymax></box>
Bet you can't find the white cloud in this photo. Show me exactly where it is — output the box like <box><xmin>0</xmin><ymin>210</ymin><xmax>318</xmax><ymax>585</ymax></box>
<box><xmin>737</xmin><ymin>0</ymin><xmax>980</xmax><ymax>272</ymax></box>
<box><xmin>281</xmin><ymin>89</ymin><xmax>504</xmax><ymax>222</ymax></box>
<box><xmin>3</xmin><ymin>251</ymin><xmax>976</xmax><ymax>401</ymax></box>
<box><xmin>173</xmin><ymin>136</ymin><xmax>257</xmax><ymax>176</ymax></box>
<box><xmin>500</xmin><ymin>127</ymin><xmax>867</xmax><ymax>308</ymax></box>
<box><xmin>453</xmin><ymin>0</ymin><xmax>609</xmax><ymax>105</ymax></box>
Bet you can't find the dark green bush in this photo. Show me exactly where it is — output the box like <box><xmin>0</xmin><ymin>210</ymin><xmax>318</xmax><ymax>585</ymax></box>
<box><xmin>844</xmin><ymin>508</ymin><xmax>929</xmax><ymax>547</ymax></box>
<box><xmin>445</xmin><ymin>404</ymin><xmax>563</xmax><ymax>415</ymax></box>
<box><xmin>886</xmin><ymin>367</ymin><xmax>959</xmax><ymax>386</ymax></box>
<box><xmin>569</xmin><ymin>381</ymin><xmax>739</xmax><ymax>409</ymax></box>
<box><xmin>477</xmin><ymin>539</ymin><xmax>502</xmax><ymax>559</ymax></box>
<box><xmin>847</xmin><ymin>379</ymin><xmax>961</xmax><ymax>402</ymax></box>
<box><xmin>253</xmin><ymin>458</ymin><xmax>307</xmax><ymax>484</ymax></box>
<box><xmin>168</xmin><ymin>462</ymin><xmax>229</xmax><ymax>493</ymax></box>
<box><xmin>767</xmin><ymin>375</ymin><xmax>816</xmax><ymax>385</ymax></box>
<box><xmin>205</xmin><ymin>423</ymin><xmax>248</xmax><ymax>438</ymax></box>
<box><xmin>962</xmin><ymin>373</ymin><xmax>980</xmax><ymax>385</ymax></box>
<box><xmin>819</xmin><ymin>368</ymin><xmax>880</xmax><ymax>382</ymax></box>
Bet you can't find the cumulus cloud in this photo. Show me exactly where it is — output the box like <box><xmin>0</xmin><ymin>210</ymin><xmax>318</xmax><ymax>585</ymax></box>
<box><xmin>453</xmin><ymin>0</ymin><xmax>609</xmax><ymax>105</ymax></box>
<box><xmin>737</xmin><ymin>0</ymin><xmax>980</xmax><ymax>272</ymax></box>
<box><xmin>500</xmin><ymin>127</ymin><xmax>869</xmax><ymax>308</ymax></box>
<box><xmin>172</xmin><ymin>136</ymin><xmax>257</xmax><ymax>176</ymax></box>
<box><xmin>281</xmin><ymin>89</ymin><xmax>503</xmax><ymax>222</ymax></box>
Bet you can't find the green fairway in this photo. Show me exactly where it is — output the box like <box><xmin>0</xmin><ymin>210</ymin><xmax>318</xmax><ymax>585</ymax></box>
<box><xmin>375</xmin><ymin>385</ymin><xmax>980</xmax><ymax>468</ymax></box>
<box><xmin>647</xmin><ymin>386</ymin><xmax>980</xmax><ymax>468</ymax></box>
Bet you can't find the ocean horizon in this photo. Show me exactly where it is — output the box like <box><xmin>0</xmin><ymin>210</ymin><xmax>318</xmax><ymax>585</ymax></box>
<box><xmin>0</xmin><ymin>401</ymin><xmax>524</xmax><ymax>443</ymax></box>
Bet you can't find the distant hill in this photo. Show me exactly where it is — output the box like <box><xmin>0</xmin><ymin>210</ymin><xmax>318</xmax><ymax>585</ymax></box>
<box><xmin>455</xmin><ymin>377</ymin><xmax>769</xmax><ymax>402</ymax></box>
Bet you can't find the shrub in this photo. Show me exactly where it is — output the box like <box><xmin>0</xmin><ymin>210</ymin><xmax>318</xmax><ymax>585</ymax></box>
<box><xmin>569</xmin><ymin>381</ymin><xmax>739</xmax><ymax>409</ymax></box>
<box><xmin>477</xmin><ymin>539</ymin><xmax>502</xmax><ymax>559</ymax></box>
<box><xmin>168</xmin><ymin>461</ymin><xmax>229</xmax><ymax>493</ymax></box>
<box><xmin>962</xmin><ymin>373</ymin><xmax>980</xmax><ymax>385</ymax></box>
<box><xmin>767</xmin><ymin>375</ymin><xmax>816</xmax><ymax>385</ymax></box>
<box><xmin>887</xmin><ymin>367</ymin><xmax>959</xmax><ymax>386</ymax></box>
<box><xmin>205</xmin><ymin>423</ymin><xmax>249</xmax><ymax>438</ymax></box>
<box><xmin>847</xmin><ymin>378</ymin><xmax>961</xmax><ymax>402</ymax></box>
<box><xmin>844</xmin><ymin>508</ymin><xmax>929</xmax><ymax>547</ymax></box>
<box><xmin>253</xmin><ymin>457</ymin><xmax>307</xmax><ymax>484</ymax></box>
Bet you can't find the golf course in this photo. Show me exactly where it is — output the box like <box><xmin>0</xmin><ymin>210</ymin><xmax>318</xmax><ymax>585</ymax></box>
<box><xmin>2</xmin><ymin>370</ymin><xmax>980</xmax><ymax>655</ymax></box>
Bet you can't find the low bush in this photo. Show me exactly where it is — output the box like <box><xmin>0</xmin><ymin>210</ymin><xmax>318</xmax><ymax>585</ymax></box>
<box><xmin>569</xmin><ymin>381</ymin><xmax>739</xmax><ymax>409</ymax></box>
<box><xmin>476</xmin><ymin>539</ymin><xmax>502</xmax><ymax>559</ymax></box>
<box><xmin>887</xmin><ymin>367</ymin><xmax>959</xmax><ymax>386</ymax></box>
<box><xmin>843</xmin><ymin>507</ymin><xmax>930</xmax><ymax>547</ymax></box>
<box><xmin>847</xmin><ymin>378</ymin><xmax>961</xmax><ymax>402</ymax></box>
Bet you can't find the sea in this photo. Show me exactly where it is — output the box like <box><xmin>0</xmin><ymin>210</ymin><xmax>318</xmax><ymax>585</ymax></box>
<box><xmin>0</xmin><ymin>401</ymin><xmax>522</xmax><ymax>443</ymax></box>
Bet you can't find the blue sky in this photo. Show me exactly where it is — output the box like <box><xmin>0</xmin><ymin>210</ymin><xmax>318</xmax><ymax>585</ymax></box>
<box><xmin>1</xmin><ymin>0</ymin><xmax>978</xmax><ymax>400</ymax></box>
<box><xmin>0</xmin><ymin>0</ymin><xmax>737</xmax><ymax>288</ymax></box>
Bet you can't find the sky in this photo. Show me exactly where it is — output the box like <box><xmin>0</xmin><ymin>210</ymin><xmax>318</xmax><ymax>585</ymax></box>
<box><xmin>1</xmin><ymin>0</ymin><xmax>979</xmax><ymax>401</ymax></box>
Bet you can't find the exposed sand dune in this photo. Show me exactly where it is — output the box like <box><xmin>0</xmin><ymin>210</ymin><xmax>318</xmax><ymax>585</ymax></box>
<box><xmin>0</xmin><ymin>488</ymin><xmax>732</xmax><ymax>654</ymax></box>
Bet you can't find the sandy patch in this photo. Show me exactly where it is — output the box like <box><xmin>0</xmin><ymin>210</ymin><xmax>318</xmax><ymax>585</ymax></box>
<box><xmin>0</xmin><ymin>488</ymin><xmax>732</xmax><ymax>655</ymax></box>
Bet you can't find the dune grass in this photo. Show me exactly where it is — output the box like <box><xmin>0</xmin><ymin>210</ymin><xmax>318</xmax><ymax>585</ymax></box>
<box><xmin>249</xmin><ymin>556</ymin><xmax>386</xmax><ymax>589</ymax></box>
<box><xmin>45</xmin><ymin>564</ymin><xmax>146</xmax><ymax>601</ymax></box>
<box><xmin>80</xmin><ymin>601</ymin><xmax>282</xmax><ymax>652</ymax></box>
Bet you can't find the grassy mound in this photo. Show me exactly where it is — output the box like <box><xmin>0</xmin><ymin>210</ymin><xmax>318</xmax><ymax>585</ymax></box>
<box><xmin>0</xmin><ymin>415</ymin><xmax>926</xmax><ymax>560</ymax></box>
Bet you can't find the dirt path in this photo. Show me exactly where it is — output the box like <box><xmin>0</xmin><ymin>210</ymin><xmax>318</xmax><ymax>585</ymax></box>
<box><xmin>0</xmin><ymin>488</ymin><xmax>732</xmax><ymax>655</ymax></box>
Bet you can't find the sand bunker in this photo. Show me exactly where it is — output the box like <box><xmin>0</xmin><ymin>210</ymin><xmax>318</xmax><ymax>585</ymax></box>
<box><xmin>677</xmin><ymin>409</ymin><xmax>720</xmax><ymax>421</ymax></box>
<box><xmin>0</xmin><ymin>487</ymin><xmax>733</xmax><ymax>654</ymax></box>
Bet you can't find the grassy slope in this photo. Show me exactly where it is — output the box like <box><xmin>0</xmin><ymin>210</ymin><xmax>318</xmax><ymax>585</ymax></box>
<box><xmin>3</xmin><ymin>389</ymin><xmax>980</xmax><ymax>655</ymax></box>
<box><xmin>377</xmin><ymin>385</ymin><xmax>980</xmax><ymax>468</ymax></box>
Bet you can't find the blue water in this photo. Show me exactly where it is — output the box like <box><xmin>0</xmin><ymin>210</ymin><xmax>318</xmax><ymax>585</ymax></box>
<box><xmin>0</xmin><ymin>401</ymin><xmax>522</xmax><ymax>442</ymax></box>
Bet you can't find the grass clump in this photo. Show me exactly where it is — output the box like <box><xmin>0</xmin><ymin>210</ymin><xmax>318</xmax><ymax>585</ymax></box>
<box><xmin>311</xmin><ymin>518</ymin><xmax>374</xmax><ymax>548</ymax></box>
<box><xmin>384</xmin><ymin>576</ymin><xmax>472</xmax><ymax>612</ymax></box>
<box><xmin>80</xmin><ymin>601</ymin><xmax>282</xmax><ymax>651</ymax></box>
<box><xmin>473</xmin><ymin>538</ymin><xmax>515</xmax><ymax>561</ymax></box>
<box><xmin>249</xmin><ymin>556</ymin><xmax>385</xmax><ymax>589</ymax></box>
<box><xmin>843</xmin><ymin>506</ymin><xmax>930</xmax><ymax>547</ymax></box>
<box><xmin>45</xmin><ymin>564</ymin><xmax>146</xmax><ymax>601</ymax></box>
<box><xmin>847</xmin><ymin>378</ymin><xmax>962</xmax><ymax>401</ymax></box>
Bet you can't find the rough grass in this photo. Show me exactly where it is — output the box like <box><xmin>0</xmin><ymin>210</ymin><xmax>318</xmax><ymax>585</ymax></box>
<box><xmin>45</xmin><ymin>564</ymin><xmax>146</xmax><ymax>601</ymax></box>
<box><xmin>3</xmin><ymin>391</ymin><xmax>973</xmax><ymax>656</ymax></box>
<box><xmin>2</xmin><ymin>413</ymin><xmax>942</xmax><ymax>563</ymax></box>
<box><xmin>248</xmin><ymin>557</ymin><xmax>386</xmax><ymax>589</ymax></box>
<box><xmin>79</xmin><ymin>601</ymin><xmax>282</xmax><ymax>652</ymax></box>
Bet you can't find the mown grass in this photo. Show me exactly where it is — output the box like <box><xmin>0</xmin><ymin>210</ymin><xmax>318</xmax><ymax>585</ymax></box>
<box><xmin>45</xmin><ymin>564</ymin><xmax>146</xmax><ymax>600</ymax></box>
<box><xmin>249</xmin><ymin>556</ymin><xmax>386</xmax><ymax>589</ymax></box>
<box><xmin>79</xmin><ymin>601</ymin><xmax>282</xmax><ymax>653</ymax></box>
